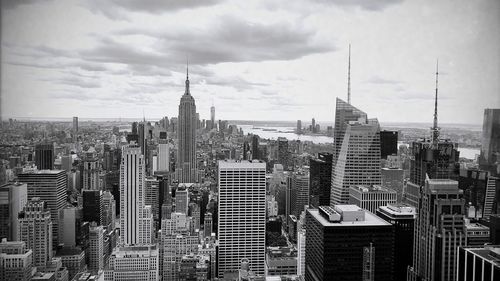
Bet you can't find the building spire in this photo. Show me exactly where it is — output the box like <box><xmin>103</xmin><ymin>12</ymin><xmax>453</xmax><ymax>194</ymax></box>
<box><xmin>347</xmin><ymin>44</ymin><xmax>351</xmax><ymax>104</ymax></box>
<box><xmin>431</xmin><ymin>59</ymin><xmax>440</xmax><ymax>144</ymax></box>
<box><xmin>185</xmin><ymin>56</ymin><xmax>190</xmax><ymax>95</ymax></box>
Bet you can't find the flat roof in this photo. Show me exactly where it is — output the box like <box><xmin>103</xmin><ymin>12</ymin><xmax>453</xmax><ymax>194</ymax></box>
<box><xmin>308</xmin><ymin>208</ymin><xmax>391</xmax><ymax>227</ymax></box>
<box><xmin>351</xmin><ymin>185</ymin><xmax>396</xmax><ymax>193</ymax></box>
<box><xmin>379</xmin><ymin>204</ymin><xmax>416</xmax><ymax>216</ymax></box>
<box><xmin>218</xmin><ymin>160</ymin><xmax>266</xmax><ymax>169</ymax></box>
<box><xmin>18</xmin><ymin>169</ymin><xmax>65</xmax><ymax>175</ymax></box>
<box><xmin>463</xmin><ymin>246</ymin><xmax>500</xmax><ymax>266</ymax></box>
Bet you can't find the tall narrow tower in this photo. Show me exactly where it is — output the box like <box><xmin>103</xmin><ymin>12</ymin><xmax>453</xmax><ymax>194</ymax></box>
<box><xmin>210</xmin><ymin>101</ymin><xmax>215</xmax><ymax>130</ymax></box>
<box><xmin>347</xmin><ymin>44</ymin><xmax>351</xmax><ymax>105</ymax></box>
<box><xmin>431</xmin><ymin>60</ymin><xmax>440</xmax><ymax>146</ymax></box>
<box><xmin>177</xmin><ymin>63</ymin><xmax>198</xmax><ymax>183</ymax></box>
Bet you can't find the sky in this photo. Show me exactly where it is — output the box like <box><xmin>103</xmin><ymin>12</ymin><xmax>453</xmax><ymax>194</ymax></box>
<box><xmin>1</xmin><ymin>0</ymin><xmax>499</xmax><ymax>124</ymax></box>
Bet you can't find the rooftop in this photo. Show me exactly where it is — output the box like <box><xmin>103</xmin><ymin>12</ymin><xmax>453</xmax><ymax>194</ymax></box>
<box><xmin>312</xmin><ymin>206</ymin><xmax>391</xmax><ymax>227</ymax></box>
<box><xmin>219</xmin><ymin>160</ymin><xmax>266</xmax><ymax>169</ymax></box>
<box><xmin>462</xmin><ymin>246</ymin><xmax>500</xmax><ymax>267</ymax></box>
<box><xmin>378</xmin><ymin>204</ymin><xmax>416</xmax><ymax>217</ymax></box>
<box><xmin>351</xmin><ymin>185</ymin><xmax>396</xmax><ymax>193</ymax></box>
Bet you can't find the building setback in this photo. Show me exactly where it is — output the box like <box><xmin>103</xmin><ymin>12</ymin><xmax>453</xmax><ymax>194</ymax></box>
<box><xmin>456</xmin><ymin>245</ymin><xmax>500</xmax><ymax>281</ymax></box>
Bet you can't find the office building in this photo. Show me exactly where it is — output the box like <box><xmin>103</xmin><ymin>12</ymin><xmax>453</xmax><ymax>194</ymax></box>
<box><xmin>175</xmin><ymin>187</ymin><xmax>189</xmax><ymax>215</ymax></box>
<box><xmin>0</xmin><ymin>239</ymin><xmax>33</xmax><ymax>281</ymax></box>
<box><xmin>88</xmin><ymin>225</ymin><xmax>105</xmax><ymax>273</ymax></box>
<box><xmin>58</xmin><ymin>205</ymin><xmax>83</xmax><ymax>248</ymax></box>
<box><xmin>309</xmin><ymin>152</ymin><xmax>333</xmax><ymax>208</ymax></box>
<box><xmin>56</xmin><ymin>247</ymin><xmax>86</xmax><ymax>280</ymax></box>
<box><xmin>265</xmin><ymin>247</ymin><xmax>297</xmax><ymax>276</ymax></box>
<box><xmin>218</xmin><ymin>160</ymin><xmax>266</xmax><ymax>277</ymax></box>
<box><xmin>177</xmin><ymin>67</ymin><xmax>198</xmax><ymax>183</ymax></box>
<box><xmin>290</xmin><ymin>170</ymin><xmax>309</xmax><ymax>217</ymax></box>
<box><xmin>120</xmin><ymin>145</ymin><xmax>153</xmax><ymax>246</ymax></box>
<box><xmin>101</xmin><ymin>191</ymin><xmax>116</xmax><ymax>232</ymax></box>
<box><xmin>305</xmin><ymin>205</ymin><xmax>394</xmax><ymax>281</ymax></box>
<box><xmin>251</xmin><ymin>135</ymin><xmax>260</xmax><ymax>160</ymax></box>
<box><xmin>459</xmin><ymin>167</ymin><xmax>500</xmax><ymax>219</ymax></box>
<box><xmin>297</xmin><ymin>229</ymin><xmax>306</xmax><ymax>277</ymax></box>
<box><xmin>157</xmin><ymin>141</ymin><xmax>170</xmax><ymax>172</ymax></box>
<box><xmin>104</xmin><ymin>245</ymin><xmax>158</xmax><ymax>281</ymax></box>
<box><xmin>82</xmin><ymin>190</ymin><xmax>103</xmax><ymax>225</ymax></box>
<box><xmin>465</xmin><ymin>220</ymin><xmax>490</xmax><ymax>247</ymax></box>
<box><xmin>18</xmin><ymin>169</ymin><xmax>66</xmax><ymax>247</ymax></box>
<box><xmin>0</xmin><ymin>182</ymin><xmax>27</xmax><ymax>241</ymax></box>
<box><xmin>296</xmin><ymin>120</ymin><xmax>302</xmax><ymax>134</ymax></box>
<box><xmin>349</xmin><ymin>185</ymin><xmax>397</xmax><ymax>213</ymax></box>
<box><xmin>408</xmin><ymin>178</ymin><xmax>466</xmax><ymax>281</ymax></box>
<box><xmin>18</xmin><ymin>197</ymin><xmax>53</xmax><ymax>267</ymax></box>
<box><xmin>479</xmin><ymin>108</ymin><xmax>500</xmax><ymax>176</ymax></box>
<box><xmin>162</xmin><ymin>234</ymin><xmax>199</xmax><ymax>281</ymax></box>
<box><xmin>35</xmin><ymin>143</ymin><xmax>54</xmax><ymax>170</ymax></box>
<box><xmin>377</xmin><ymin>204</ymin><xmax>416</xmax><ymax>281</ymax></box>
<box><xmin>331</xmin><ymin>99</ymin><xmax>381</xmax><ymax>204</ymax></box>
<box><xmin>73</xmin><ymin>117</ymin><xmax>78</xmax><ymax>133</ymax></box>
<box><xmin>456</xmin><ymin>245</ymin><xmax>500</xmax><ymax>281</ymax></box>
<box><xmin>145</xmin><ymin>177</ymin><xmax>160</xmax><ymax>223</ymax></box>
<box><xmin>381</xmin><ymin>167</ymin><xmax>404</xmax><ymax>202</ymax></box>
<box><xmin>204</xmin><ymin>212</ymin><xmax>212</xmax><ymax>238</ymax></box>
<box><xmin>82</xmin><ymin>149</ymin><xmax>100</xmax><ymax>190</ymax></box>
<box><xmin>380</xmin><ymin>130</ymin><xmax>398</xmax><ymax>159</ymax></box>
<box><xmin>211</xmin><ymin>104</ymin><xmax>215</xmax><ymax>130</ymax></box>
<box><xmin>277</xmin><ymin>137</ymin><xmax>291</xmax><ymax>171</ymax></box>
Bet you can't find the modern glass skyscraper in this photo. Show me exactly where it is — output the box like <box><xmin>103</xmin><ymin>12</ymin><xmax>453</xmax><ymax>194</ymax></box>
<box><xmin>35</xmin><ymin>143</ymin><xmax>54</xmax><ymax>170</ymax></box>
<box><xmin>177</xmin><ymin>68</ymin><xmax>197</xmax><ymax>183</ymax></box>
<box><xmin>479</xmin><ymin>108</ymin><xmax>500</xmax><ymax>176</ymax></box>
<box><xmin>309</xmin><ymin>152</ymin><xmax>333</xmax><ymax>208</ymax></box>
<box><xmin>331</xmin><ymin>99</ymin><xmax>381</xmax><ymax>204</ymax></box>
<box><xmin>217</xmin><ymin>160</ymin><xmax>266</xmax><ymax>277</ymax></box>
<box><xmin>210</xmin><ymin>104</ymin><xmax>215</xmax><ymax>130</ymax></box>
<box><xmin>120</xmin><ymin>144</ymin><xmax>153</xmax><ymax>246</ymax></box>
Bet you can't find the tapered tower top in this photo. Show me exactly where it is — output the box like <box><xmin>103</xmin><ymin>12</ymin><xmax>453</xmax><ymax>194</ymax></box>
<box><xmin>185</xmin><ymin>58</ymin><xmax>190</xmax><ymax>95</ymax></box>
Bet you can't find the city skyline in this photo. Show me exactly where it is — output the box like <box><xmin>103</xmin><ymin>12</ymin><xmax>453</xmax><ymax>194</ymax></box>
<box><xmin>2</xmin><ymin>0</ymin><xmax>499</xmax><ymax>124</ymax></box>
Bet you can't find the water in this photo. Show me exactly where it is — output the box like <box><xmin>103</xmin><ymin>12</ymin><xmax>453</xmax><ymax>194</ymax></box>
<box><xmin>239</xmin><ymin>125</ymin><xmax>480</xmax><ymax>160</ymax></box>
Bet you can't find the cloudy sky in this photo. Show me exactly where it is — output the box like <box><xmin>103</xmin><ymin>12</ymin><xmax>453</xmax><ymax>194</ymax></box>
<box><xmin>1</xmin><ymin>0</ymin><xmax>499</xmax><ymax>124</ymax></box>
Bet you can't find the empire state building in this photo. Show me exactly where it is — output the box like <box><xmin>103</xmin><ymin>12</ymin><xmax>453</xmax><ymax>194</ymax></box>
<box><xmin>177</xmin><ymin>66</ymin><xmax>197</xmax><ymax>183</ymax></box>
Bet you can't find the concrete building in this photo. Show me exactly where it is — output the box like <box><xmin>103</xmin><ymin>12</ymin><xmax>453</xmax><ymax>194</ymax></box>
<box><xmin>456</xmin><ymin>245</ymin><xmax>500</xmax><ymax>281</ymax></box>
<box><xmin>175</xmin><ymin>187</ymin><xmax>189</xmax><ymax>215</ymax></box>
<box><xmin>18</xmin><ymin>169</ymin><xmax>67</xmax><ymax>247</ymax></box>
<box><xmin>381</xmin><ymin>167</ymin><xmax>404</xmax><ymax>202</ymax></box>
<box><xmin>305</xmin><ymin>205</ymin><xmax>394</xmax><ymax>281</ymax></box>
<box><xmin>18</xmin><ymin>197</ymin><xmax>53</xmax><ymax>268</ymax></box>
<box><xmin>104</xmin><ymin>245</ymin><xmax>158</xmax><ymax>281</ymax></box>
<box><xmin>88</xmin><ymin>225</ymin><xmax>105</xmax><ymax>273</ymax></box>
<box><xmin>218</xmin><ymin>160</ymin><xmax>266</xmax><ymax>277</ymax></box>
<box><xmin>0</xmin><ymin>239</ymin><xmax>33</xmax><ymax>281</ymax></box>
<box><xmin>0</xmin><ymin>182</ymin><xmax>28</xmax><ymax>241</ymax></box>
<box><xmin>265</xmin><ymin>247</ymin><xmax>297</xmax><ymax>276</ymax></box>
<box><xmin>349</xmin><ymin>185</ymin><xmax>397</xmax><ymax>213</ymax></box>
<box><xmin>56</xmin><ymin>247</ymin><xmax>86</xmax><ymax>280</ymax></box>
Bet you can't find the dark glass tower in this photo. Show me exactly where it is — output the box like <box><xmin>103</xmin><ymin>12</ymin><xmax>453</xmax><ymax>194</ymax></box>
<box><xmin>309</xmin><ymin>152</ymin><xmax>333</xmax><ymax>208</ymax></box>
<box><xmin>380</xmin><ymin>130</ymin><xmax>398</xmax><ymax>159</ymax></box>
<box><xmin>35</xmin><ymin>143</ymin><xmax>54</xmax><ymax>170</ymax></box>
<box><xmin>479</xmin><ymin>108</ymin><xmax>500</xmax><ymax>176</ymax></box>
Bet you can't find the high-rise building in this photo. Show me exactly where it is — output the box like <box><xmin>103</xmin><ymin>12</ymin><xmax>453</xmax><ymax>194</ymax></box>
<box><xmin>72</xmin><ymin>116</ymin><xmax>78</xmax><ymax>133</ymax></box>
<box><xmin>204</xmin><ymin>212</ymin><xmax>212</xmax><ymax>238</ymax></box>
<box><xmin>0</xmin><ymin>182</ymin><xmax>28</xmax><ymax>241</ymax></box>
<box><xmin>177</xmin><ymin>67</ymin><xmax>198</xmax><ymax>183</ymax></box>
<box><xmin>458</xmin><ymin>167</ymin><xmax>500</xmax><ymax>219</ymax></box>
<box><xmin>88</xmin><ymin>225</ymin><xmax>105</xmax><ymax>273</ymax></box>
<box><xmin>58</xmin><ymin>205</ymin><xmax>83</xmax><ymax>248</ymax></box>
<box><xmin>120</xmin><ymin>145</ymin><xmax>153</xmax><ymax>246</ymax></box>
<box><xmin>157</xmin><ymin>141</ymin><xmax>170</xmax><ymax>172</ymax></box>
<box><xmin>210</xmin><ymin>104</ymin><xmax>215</xmax><ymax>130</ymax></box>
<box><xmin>348</xmin><ymin>185</ymin><xmax>397</xmax><ymax>213</ymax></box>
<box><xmin>331</xmin><ymin>99</ymin><xmax>381</xmax><ymax>204</ymax></box>
<box><xmin>309</xmin><ymin>152</ymin><xmax>333</xmax><ymax>208</ymax></box>
<box><xmin>18</xmin><ymin>197</ymin><xmax>53</xmax><ymax>267</ymax></box>
<box><xmin>479</xmin><ymin>108</ymin><xmax>500</xmax><ymax>176</ymax></box>
<box><xmin>145</xmin><ymin>177</ymin><xmax>160</xmax><ymax>224</ymax></box>
<box><xmin>56</xmin><ymin>247</ymin><xmax>86</xmax><ymax>280</ymax></box>
<box><xmin>162</xmin><ymin>233</ymin><xmax>199</xmax><ymax>281</ymax></box>
<box><xmin>104</xmin><ymin>245</ymin><xmax>158</xmax><ymax>281</ymax></box>
<box><xmin>380</xmin><ymin>130</ymin><xmax>398</xmax><ymax>159</ymax></box>
<box><xmin>277</xmin><ymin>137</ymin><xmax>291</xmax><ymax>171</ymax></box>
<box><xmin>305</xmin><ymin>206</ymin><xmax>394</xmax><ymax>281</ymax></box>
<box><xmin>0</xmin><ymin>239</ymin><xmax>33</xmax><ymax>281</ymax></box>
<box><xmin>82</xmin><ymin>190</ymin><xmax>103</xmax><ymax>225</ymax></box>
<box><xmin>296</xmin><ymin>120</ymin><xmax>302</xmax><ymax>134</ymax></box>
<box><xmin>456</xmin><ymin>245</ymin><xmax>500</xmax><ymax>281</ymax></box>
<box><xmin>408</xmin><ymin>178</ymin><xmax>466</xmax><ymax>281</ymax></box>
<box><xmin>218</xmin><ymin>160</ymin><xmax>266</xmax><ymax>277</ymax></box>
<box><xmin>35</xmin><ymin>143</ymin><xmax>54</xmax><ymax>170</ymax></box>
<box><xmin>82</xmin><ymin>149</ymin><xmax>100</xmax><ymax>190</ymax></box>
<box><xmin>18</xmin><ymin>169</ymin><xmax>67</xmax><ymax>247</ymax></box>
<box><xmin>376</xmin><ymin>204</ymin><xmax>416</xmax><ymax>281</ymax></box>
<box><xmin>101</xmin><ymin>191</ymin><xmax>116</xmax><ymax>232</ymax></box>
<box><xmin>175</xmin><ymin>186</ymin><xmax>189</xmax><ymax>215</ymax></box>
<box><xmin>290</xmin><ymin>170</ymin><xmax>309</xmax><ymax>218</ymax></box>
<box><xmin>311</xmin><ymin>118</ymin><xmax>316</xmax><ymax>133</ymax></box>
<box><xmin>381</xmin><ymin>167</ymin><xmax>404</xmax><ymax>202</ymax></box>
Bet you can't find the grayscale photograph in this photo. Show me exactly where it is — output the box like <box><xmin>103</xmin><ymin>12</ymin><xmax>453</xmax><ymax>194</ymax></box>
<box><xmin>0</xmin><ymin>0</ymin><xmax>499</xmax><ymax>280</ymax></box>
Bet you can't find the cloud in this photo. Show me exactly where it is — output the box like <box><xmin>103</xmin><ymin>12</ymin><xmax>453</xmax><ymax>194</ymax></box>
<box><xmin>84</xmin><ymin>0</ymin><xmax>223</xmax><ymax>20</ymax></box>
<box><xmin>1</xmin><ymin>0</ymin><xmax>53</xmax><ymax>10</ymax></box>
<box><xmin>44</xmin><ymin>75</ymin><xmax>101</xmax><ymax>89</ymax></box>
<box><xmin>365</xmin><ymin>75</ymin><xmax>404</xmax><ymax>85</ymax></box>
<box><xmin>311</xmin><ymin>0</ymin><xmax>403</xmax><ymax>11</ymax></box>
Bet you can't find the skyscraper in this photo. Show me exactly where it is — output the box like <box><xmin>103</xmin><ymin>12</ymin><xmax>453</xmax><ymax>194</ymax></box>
<box><xmin>218</xmin><ymin>160</ymin><xmax>266</xmax><ymax>277</ymax></box>
<box><xmin>305</xmin><ymin>206</ymin><xmax>394</xmax><ymax>281</ymax></box>
<box><xmin>120</xmin><ymin>144</ymin><xmax>153</xmax><ymax>246</ymax></box>
<box><xmin>35</xmin><ymin>143</ymin><xmax>54</xmax><ymax>170</ymax></box>
<box><xmin>348</xmin><ymin>185</ymin><xmax>397</xmax><ymax>213</ymax></box>
<box><xmin>157</xmin><ymin>141</ymin><xmax>170</xmax><ymax>172</ymax></box>
<box><xmin>18</xmin><ymin>169</ymin><xmax>67</xmax><ymax>247</ymax></box>
<box><xmin>331</xmin><ymin>99</ymin><xmax>381</xmax><ymax>204</ymax></box>
<box><xmin>18</xmin><ymin>197</ymin><xmax>53</xmax><ymax>268</ymax></box>
<box><xmin>0</xmin><ymin>182</ymin><xmax>28</xmax><ymax>241</ymax></box>
<box><xmin>296</xmin><ymin>120</ymin><xmax>302</xmax><ymax>134</ymax></box>
<box><xmin>277</xmin><ymin>137</ymin><xmax>290</xmax><ymax>171</ymax></box>
<box><xmin>177</xmin><ymin>65</ymin><xmax>198</xmax><ymax>183</ymax></box>
<box><xmin>309</xmin><ymin>152</ymin><xmax>333</xmax><ymax>208</ymax></box>
<box><xmin>210</xmin><ymin>104</ymin><xmax>215</xmax><ymax>130</ymax></box>
<box><xmin>479</xmin><ymin>108</ymin><xmax>500</xmax><ymax>176</ymax></box>
<box><xmin>82</xmin><ymin>148</ymin><xmax>100</xmax><ymax>190</ymax></box>
<box><xmin>407</xmin><ymin>178</ymin><xmax>466</xmax><ymax>281</ymax></box>
<box><xmin>0</xmin><ymin>239</ymin><xmax>33</xmax><ymax>281</ymax></box>
<box><xmin>72</xmin><ymin>116</ymin><xmax>78</xmax><ymax>133</ymax></box>
<box><xmin>88</xmin><ymin>225</ymin><xmax>105</xmax><ymax>273</ymax></box>
<box><xmin>380</xmin><ymin>130</ymin><xmax>398</xmax><ymax>159</ymax></box>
